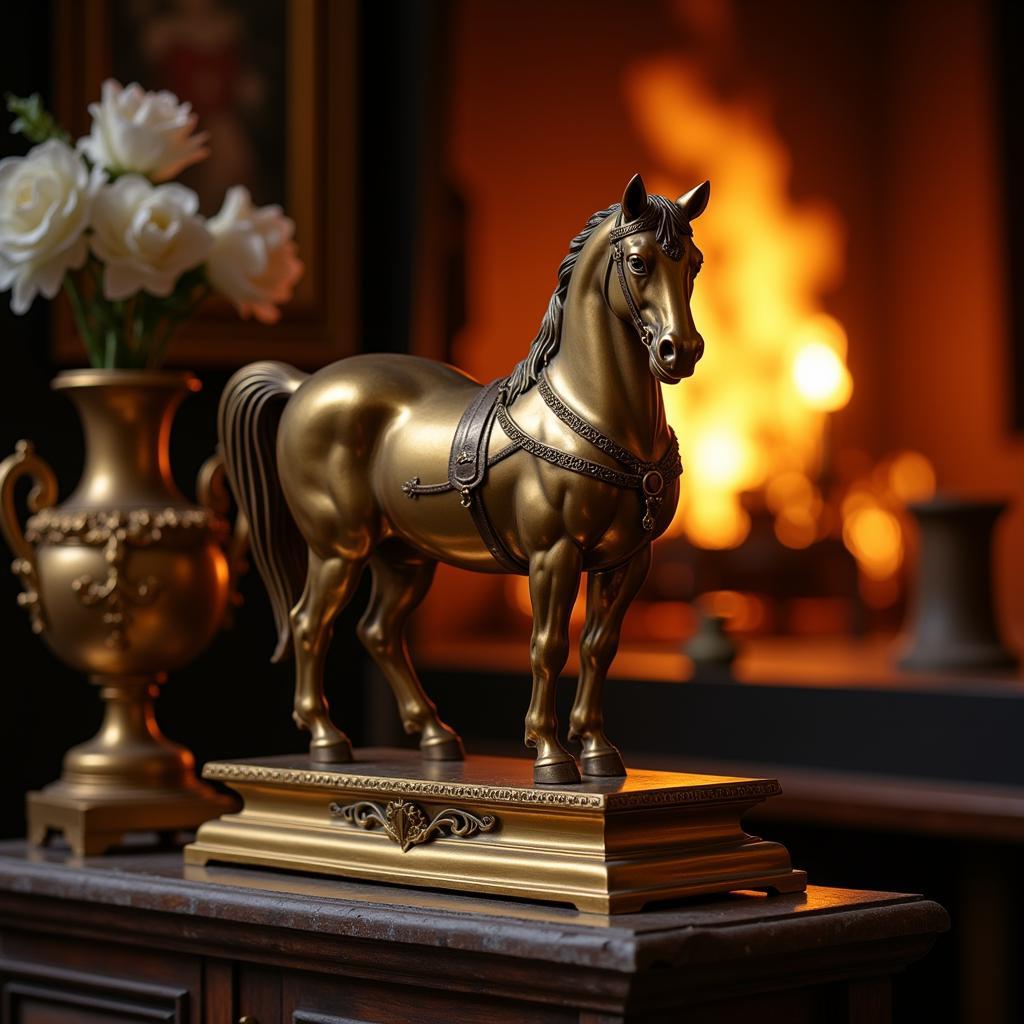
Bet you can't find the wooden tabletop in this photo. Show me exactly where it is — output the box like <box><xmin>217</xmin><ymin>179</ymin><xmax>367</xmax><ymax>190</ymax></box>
<box><xmin>0</xmin><ymin>840</ymin><xmax>949</xmax><ymax>1021</ymax></box>
<box><xmin>0</xmin><ymin>840</ymin><xmax>946</xmax><ymax>967</ymax></box>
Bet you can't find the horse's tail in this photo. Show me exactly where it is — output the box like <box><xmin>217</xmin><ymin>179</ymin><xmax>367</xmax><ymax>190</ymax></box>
<box><xmin>219</xmin><ymin>361</ymin><xmax>309</xmax><ymax>663</ymax></box>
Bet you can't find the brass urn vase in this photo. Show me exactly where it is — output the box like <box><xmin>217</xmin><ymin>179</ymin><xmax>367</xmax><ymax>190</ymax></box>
<box><xmin>0</xmin><ymin>370</ymin><xmax>241</xmax><ymax>854</ymax></box>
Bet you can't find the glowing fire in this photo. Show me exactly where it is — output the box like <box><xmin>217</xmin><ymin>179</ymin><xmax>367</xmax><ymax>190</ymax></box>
<box><xmin>623</xmin><ymin>57</ymin><xmax>850</xmax><ymax>551</ymax></box>
<box><xmin>840</xmin><ymin>449</ymin><xmax>936</xmax><ymax>606</ymax></box>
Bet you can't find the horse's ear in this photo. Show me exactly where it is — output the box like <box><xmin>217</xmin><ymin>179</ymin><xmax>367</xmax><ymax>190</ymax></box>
<box><xmin>677</xmin><ymin>180</ymin><xmax>711</xmax><ymax>222</ymax></box>
<box><xmin>622</xmin><ymin>173</ymin><xmax>648</xmax><ymax>222</ymax></box>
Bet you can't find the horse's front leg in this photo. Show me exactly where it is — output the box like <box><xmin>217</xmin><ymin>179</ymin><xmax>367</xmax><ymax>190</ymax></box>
<box><xmin>525</xmin><ymin>537</ymin><xmax>583</xmax><ymax>785</ymax></box>
<box><xmin>569</xmin><ymin>545</ymin><xmax>651</xmax><ymax>777</ymax></box>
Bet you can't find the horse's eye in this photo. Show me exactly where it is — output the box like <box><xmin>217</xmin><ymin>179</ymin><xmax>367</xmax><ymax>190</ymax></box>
<box><xmin>627</xmin><ymin>254</ymin><xmax>647</xmax><ymax>275</ymax></box>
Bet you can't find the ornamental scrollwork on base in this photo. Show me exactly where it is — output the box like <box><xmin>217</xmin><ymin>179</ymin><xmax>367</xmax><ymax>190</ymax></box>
<box><xmin>329</xmin><ymin>798</ymin><xmax>498</xmax><ymax>852</ymax></box>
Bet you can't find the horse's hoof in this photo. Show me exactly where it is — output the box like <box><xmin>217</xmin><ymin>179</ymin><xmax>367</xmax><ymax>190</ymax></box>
<box><xmin>534</xmin><ymin>758</ymin><xmax>582</xmax><ymax>785</ymax></box>
<box><xmin>421</xmin><ymin>733</ymin><xmax>465</xmax><ymax>761</ymax></box>
<box><xmin>309</xmin><ymin>737</ymin><xmax>353</xmax><ymax>763</ymax></box>
<box><xmin>581</xmin><ymin>749</ymin><xmax>627</xmax><ymax>778</ymax></box>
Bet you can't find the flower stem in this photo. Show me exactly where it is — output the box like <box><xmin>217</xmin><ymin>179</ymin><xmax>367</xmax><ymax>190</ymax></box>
<box><xmin>147</xmin><ymin>284</ymin><xmax>211</xmax><ymax>368</ymax></box>
<box><xmin>104</xmin><ymin>327</ymin><xmax>118</xmax><ymax>369</ymax></box>
<box><xmin>62</xmin><ymin>275</ymin><xmax>102</xmax><ymax>368</ymax></box>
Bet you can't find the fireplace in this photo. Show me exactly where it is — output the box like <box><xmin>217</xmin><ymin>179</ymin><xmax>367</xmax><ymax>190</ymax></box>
<box><xmin>407</xmin><ymin>0</ymin><xmax>1019</xmax><ymax>666</ymax></box>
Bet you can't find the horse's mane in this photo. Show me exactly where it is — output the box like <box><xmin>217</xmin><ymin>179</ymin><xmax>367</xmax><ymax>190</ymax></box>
<box><xmin>503</xmin><ymin>194</ymin><xmax>689</xmax><ymax>402</ymax></box>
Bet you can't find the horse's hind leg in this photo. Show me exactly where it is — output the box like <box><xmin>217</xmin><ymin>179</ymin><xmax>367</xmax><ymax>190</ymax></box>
<box><xmin>358</xmin><ymin>546</ymin><xmax>464</xmax><ymax>761</ymax></box>
<box><xmin>291</xmin><ymin>549</ymin><xmax>366</xmax><ymax>762</ymax></box>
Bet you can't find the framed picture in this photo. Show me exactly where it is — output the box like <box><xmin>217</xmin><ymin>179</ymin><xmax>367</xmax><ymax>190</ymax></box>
<box><xmin>52</xmin><ymin>0</ymin><xmax>356</xmax><ymax>368</ymax></box>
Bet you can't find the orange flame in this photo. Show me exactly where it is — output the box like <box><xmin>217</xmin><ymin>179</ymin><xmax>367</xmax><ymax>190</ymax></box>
<box><xmin>622</xmin><ymin>56</ymin><xmax>850</xmax><ymax>550</ymax></box>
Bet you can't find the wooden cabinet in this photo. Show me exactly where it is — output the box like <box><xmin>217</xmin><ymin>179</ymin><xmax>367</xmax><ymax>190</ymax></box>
<box><xmin>0</xmin><ymin>842</ymin><xmax>946</xmax><ymax>1024</ymax></box>
<box><xmin>1</xmin><ymin>939</ymin><xmax>198</xmax><ymax>1023</ymax></box>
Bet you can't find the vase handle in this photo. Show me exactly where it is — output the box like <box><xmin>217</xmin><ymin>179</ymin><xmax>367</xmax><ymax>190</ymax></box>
<box><xmin>0</xmin><ymin>440</ymin><xmax>58</xmax><ymax>635</ymax></box>
<box><xmin>197</xmin><ymin>449</ymin><xmax>249</xmax><ymax>628</ymax></box>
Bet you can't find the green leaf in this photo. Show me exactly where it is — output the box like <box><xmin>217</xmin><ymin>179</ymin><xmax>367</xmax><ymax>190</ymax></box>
<box><xmin>5</xmin><ymin>93</ymin><xmax>70</xmax><ymax>145</ymax></box>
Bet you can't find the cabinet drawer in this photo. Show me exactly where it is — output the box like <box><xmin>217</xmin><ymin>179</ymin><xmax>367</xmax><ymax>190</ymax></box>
<box><xmin>1</xmin><ymin>958</ymin><xmax>189</xmax><ymax>1022</ymax></box>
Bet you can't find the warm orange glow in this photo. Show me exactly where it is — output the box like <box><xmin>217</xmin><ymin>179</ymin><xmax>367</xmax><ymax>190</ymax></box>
<box><xmin>888</xmin><ymin>450</ymin><xmax>936</xmax><ymax>503</ymax></box>
<box><xmin>765</xmin><ymin>470</ymin><xmax>814</xmax><ymax>513</ymax></box>
<box><xmin>689</xmin><ymin>426</ymin><xmax>756</xmax><ymax>489</ymax></box>
<box><xmin>683</xmin><ymin>491</ymin><xmax>750</xmax><ymax>549</ymax></box>
<box><xmin>508</xmin><ymin>575</ymin><xmax>586</xmax><ymax>626</ymax></box>
<box><xmin>793</xmin><ymin>339</ymin><xmax>853</xmax><ymax>410</ymax></box>
<box><xmin>774</xmin><ymin>505</ymin><xmax>818</xmax><ymax>549</ymax></box>
<box><xmin>843</xmin><ymin>505</ymin><xmax>904</xmax><ymax>579</ymax></box>
<box><xmin>859</xmin><ymin>573</ymin><xmax>902</xmax><ymax>610</ymax></box>
<box><xmin>624</xmin><ymin>53</ymin><xmax>849</xmax><ymax>550</ymax></box>
<box><xmin>833</xmin><ymin>449</ymin><xmax>936</xmax><ymax>605</ymax></box>
<box><xmin>510</xmin><ymin>575</ymin><xmax>532</xmax><ymax>617</ymax></box>
<box><xmin>642</xmin><ymin>600</ymin><xmax>697</xmax><ymax>640</ymax></box>
<box><xmin>699</xmin><ymin>589</ymin><xmax>767</xmax><ymax>631</ymax></box>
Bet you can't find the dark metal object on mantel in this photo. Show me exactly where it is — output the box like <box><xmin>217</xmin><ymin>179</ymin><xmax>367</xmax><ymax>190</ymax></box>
<box><xmin>685</xmin><ymin>610</ymin><xmax>739</xmax><ymax>677</ymax></box>
<box><xmin>899</xmin><ymin>497</ymin><xmax>1019</xmax><ymax>672</ymax></box>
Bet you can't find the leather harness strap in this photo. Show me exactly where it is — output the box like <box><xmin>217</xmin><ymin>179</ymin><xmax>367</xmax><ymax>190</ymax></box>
<box><xmin>536</xmin><ymin>372</ymin><xmax>680</xmax><ymax>480</ymax></box>
<box><xmin>534</xmin><ymin>371</ymin><xmax>681</xmax><ymax>531</ymax></box>
<box><xmin>402</xmin><ymin>379</ymin><xmax>527</xmax><ymax>573</ymax></box>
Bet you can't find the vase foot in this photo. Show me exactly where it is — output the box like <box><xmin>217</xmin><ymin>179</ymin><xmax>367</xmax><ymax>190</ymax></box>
<box><xmin>27</xmin><ymin>780</ymin><xmax>234</xmax><ymax>857</ymax></box>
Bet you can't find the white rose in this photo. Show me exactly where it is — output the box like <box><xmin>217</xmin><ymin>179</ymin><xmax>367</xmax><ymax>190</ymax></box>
<box><xmin>0</xmin><ymin>139</ymin><xmax>103</xmax><ymax>314</ymax></box>
<box><xmin>207</xmin><ymin>186</ymin><xmax>303</xmax><ymax>323</ymax></box>
<box><xmin>78</xmin><ymin>79</ymin><xmax>209</xmax><ymax>181</ymax></box>
<box><xmin>90</xmin><ymin>175</ymin><xmax>212</xmax><ymax>300</ymax></box>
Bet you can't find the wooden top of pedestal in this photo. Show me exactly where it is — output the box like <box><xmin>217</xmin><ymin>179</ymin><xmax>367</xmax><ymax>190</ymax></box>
<box><xmin>201</xmin><ymin>748</ymin><xmax>782</xmax><ymax>811</ymax></box>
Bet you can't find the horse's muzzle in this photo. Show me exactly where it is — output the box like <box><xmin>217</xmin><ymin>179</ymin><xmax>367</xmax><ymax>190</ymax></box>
<box><xmin>649</xmin><ymin>334</ymin><xmax>703</xmax><ymax>383</ymax></box>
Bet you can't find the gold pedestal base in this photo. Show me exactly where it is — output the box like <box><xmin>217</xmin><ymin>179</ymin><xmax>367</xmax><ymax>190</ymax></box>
<box><xmin>185</xmin><ymin>749</ymin><xmax>806</xmax><ymax>913</ymax></box>
<box><xmin>26</xmin><ymin>674</ymin><xmax>235</xmax><ymax>856</ymax></box>
<box><xmin>28</xmin><ymin>781</ymin><xmax>234</xmax><ymax>857</ymax></box>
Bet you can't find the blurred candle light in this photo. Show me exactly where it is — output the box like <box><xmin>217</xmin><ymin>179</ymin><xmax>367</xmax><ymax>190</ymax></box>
<box><xmin>843</xmin><ymin>505</ymin><xmax>904</xmax><ymax>579</ymax></box>
<box><xmin>888</xmin><ymin>450</ymin><xmax>937</xmax><ymax>503</ymax></box>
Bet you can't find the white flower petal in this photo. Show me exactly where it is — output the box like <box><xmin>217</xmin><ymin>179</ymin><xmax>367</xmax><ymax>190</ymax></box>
<box><xmin>89</xmin><ymin>175</ymin><xmax>209</xmax><ymax>298</ymax></box>
<box><xmin>11</xmin><ymin>273</ymin><xmax>36</xmax><ymax>314</ymax></box>
<box><xmin>79</xmin><ymin>77</ymin><xmax>209</xmax><ymax>178</ymax></box>
<box><xmin>207</xmin><ymin>189</ymin><xmax>303</xmax><ymax>320</ymax></box>
<box><xmin>0</xmin><ymin>141</ymin><xmax>96</xmax><ymax>316</ymax></box>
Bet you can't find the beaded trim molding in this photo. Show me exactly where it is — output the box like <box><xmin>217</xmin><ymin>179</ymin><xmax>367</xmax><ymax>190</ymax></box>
<box><xmin>202</xmin><ymin>761</ymin><xmax>782</xmax><ymax>811</ymax></box>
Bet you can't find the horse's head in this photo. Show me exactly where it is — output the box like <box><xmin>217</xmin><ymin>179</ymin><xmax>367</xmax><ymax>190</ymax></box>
<box><xmin>607</xmin><ymin>173</ymin><xmax>709</xmax><ymax>384</ymax></box>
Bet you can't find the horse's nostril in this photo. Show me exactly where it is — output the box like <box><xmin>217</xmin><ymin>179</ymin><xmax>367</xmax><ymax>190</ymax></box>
<box><xmin>695</xmin><ymin>338</ymin><xmax>705</xmax><ymax>362</ymax></box>
<box><xmin>658</xmin><ymin>339</ymin><xmax>676</xmax><ymax>364</ymax></box>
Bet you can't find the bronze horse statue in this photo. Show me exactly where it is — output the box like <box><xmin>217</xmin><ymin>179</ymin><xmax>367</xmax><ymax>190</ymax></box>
<box><xmin>220</xmin><ymin>173</ymin><xmax>709</xmax><ymax>784</ymax></box>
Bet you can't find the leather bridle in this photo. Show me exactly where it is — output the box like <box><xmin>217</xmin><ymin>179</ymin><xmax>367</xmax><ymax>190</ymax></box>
<box><xmin>606</xmin><ymin>207</ymin><xmax>690</xmax><ymax>351</ymax></box>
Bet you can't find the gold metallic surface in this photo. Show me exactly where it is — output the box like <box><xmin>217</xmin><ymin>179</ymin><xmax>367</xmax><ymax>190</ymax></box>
<box><xmin>218</xmin><ymin>174</ymin><xmax>711</xmax><ymax>784</ymax></box>
<box><xmin>186</xmin><ymin>750</ymin><xmax>806</xmax><ymax>914</ymax></box>
<box><xmin>1</xmin><ymin>371</ymin><xmax>239</xmax><ymax>854</ymax></box>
